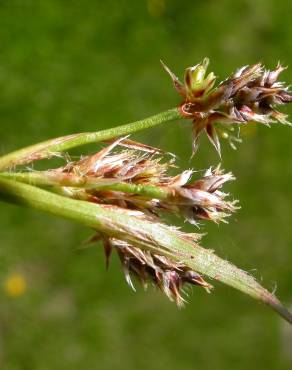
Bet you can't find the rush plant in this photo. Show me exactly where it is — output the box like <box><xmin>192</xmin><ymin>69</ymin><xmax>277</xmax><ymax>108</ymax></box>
<box><xmin>0</xmin><ymin>59</ymin><xmax>291</xmax><ymax>323</ymax></box>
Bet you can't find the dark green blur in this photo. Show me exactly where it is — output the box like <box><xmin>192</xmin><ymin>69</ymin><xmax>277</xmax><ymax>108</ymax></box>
<box><xmin>0</xmin><ymin>1</ymin><xmax>291</xmax><ymax>369</ymax></box>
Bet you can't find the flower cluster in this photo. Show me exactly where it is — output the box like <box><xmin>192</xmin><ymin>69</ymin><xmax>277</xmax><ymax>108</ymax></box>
<box><xmin>162</xmin><ymin>59</ymin><xmax>292</xmax><ymax>156</ymax></box>
<box><xmin>47</xmin><ymin>138</ymin><xmax>237</xmax><ymax>304</ymax></box>
<box><xmin>91</xmin><ymin>232</ymin><xmax>212</xmax><ymax>306</ymax></box>
<box><xmin>57</xmin><ymin>138</ymin><xmax>237</xmax><ymax>226</ymax></box>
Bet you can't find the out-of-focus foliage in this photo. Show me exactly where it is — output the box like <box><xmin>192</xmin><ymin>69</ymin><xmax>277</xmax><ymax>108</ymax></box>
<box><xmin>0</xmin><ymin>1</ymin><xmax>291</xmax><ymax>370</ymax></box>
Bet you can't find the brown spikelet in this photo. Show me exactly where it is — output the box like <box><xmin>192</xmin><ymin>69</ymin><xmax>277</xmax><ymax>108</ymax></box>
<box><xmin>163</xmin><ymin>59</ymin><xmax>292</xmax><ymax>155</ymax></box>
<box><xmin>53</xmin><ymin>139</ymin><xmax>237</xmax><ymax>225</ymax></box>
<box><xmin>93</xmin><ymin>234</ymin><xmax>213</xmax><ymax>307</ymax></box>
<box><xmin>50</xmin><ymin>140</ymin><xmax>237</xmax><ymax>305</ymax></box>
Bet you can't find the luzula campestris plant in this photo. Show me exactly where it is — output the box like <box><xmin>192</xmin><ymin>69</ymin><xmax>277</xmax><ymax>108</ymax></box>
<box><xmin>0</xmin><ymin>59</ymin><xmax>291</xmax><ymax>322</ymax></box>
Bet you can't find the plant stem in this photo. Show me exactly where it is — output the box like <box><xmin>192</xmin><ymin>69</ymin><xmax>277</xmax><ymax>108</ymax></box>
<box><xmin>0</xmin><ymin>171</ymin><xmax>171</xmax><ymax>199</ymax></box>
<box><xmin>0</xmin><ymin>107</ymin><xmax>181</xmax><ymax>171</ymax></box>
<box><xmin>0</xmin><ymin>176</ymin><xmax>291</xmax><ymax>324</ymax></box>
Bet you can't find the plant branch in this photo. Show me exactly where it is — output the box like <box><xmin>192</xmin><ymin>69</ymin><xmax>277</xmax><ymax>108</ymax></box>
<box><xmin>0</xmin><ymin>107</ymin><xmax>181</xmax><ymax>171</ymax></box>
<box><xmin>0</xmin><ymin>176</ymin><xmax>291</xmax><ymax>324</ymax></box>
<box><xmin>0</xmin><ymin>171</ymin><xmax>171</xmax><ymax>200</ymax></box>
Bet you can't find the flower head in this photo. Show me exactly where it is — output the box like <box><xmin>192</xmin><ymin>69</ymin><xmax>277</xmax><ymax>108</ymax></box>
<box><xmin>162</xmin><ymin>59</ymin><xmax>292</xmax><ymax>157</ymax></box>
<box><xmin>49</xmin><ymin>139</ymin><xmax>238</xmax><ymax>305</ymax></box>
<box><xmin>91</xmin><ymin>232</ymin><xmax>212</xmax><ymax>307</ymax></box>
<box><xmin>56</xmin><ymin>138</ymin><xmax>237</xmax><ymax>226</ymax></box>
<box><xmin>3</xmin><ymin>273</ymin><xmax>27</xmax><ymax>297</ymax></box>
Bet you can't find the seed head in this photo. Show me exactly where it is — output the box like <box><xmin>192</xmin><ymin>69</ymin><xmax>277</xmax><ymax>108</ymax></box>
<box><xmin>90</xmin><ymin>222</ymin><xmax>212</xmax><ymax>307</ymax></box>
<box><xmin>162</xmin><ymin>59</ymin><xmax>292</xmax><ymax>157</ymax></box>
<box><xmin>50</xmin><ymin>139</ymin><xmax>238</xmax><ymax>305</ymax></box>
<box><xmin>56</xmin><ymin>139</ymin><xmax>237</xmax><ymax>225</ymax></box>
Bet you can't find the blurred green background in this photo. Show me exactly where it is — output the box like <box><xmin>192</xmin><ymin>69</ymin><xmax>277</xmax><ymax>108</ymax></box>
<box><xmin>0</xmin><ymin>1</ymin><xmax>292</xmax><ymax>369</ymax></box>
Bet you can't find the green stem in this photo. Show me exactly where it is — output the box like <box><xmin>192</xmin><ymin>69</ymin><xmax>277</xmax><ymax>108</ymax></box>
<box><xmin>0</xmin><ymin>171</ymin><xmax>171</xmax><ymax>199</ymax></box>
<box><xmin>0</xmin><ymin>107</ymin><xmax>181</xmax><ymax>171</ymax></box>
<box><xmin>0</xmin><ymin>176</ymin><xmax>291</xmax><ymax>324</ymax></box>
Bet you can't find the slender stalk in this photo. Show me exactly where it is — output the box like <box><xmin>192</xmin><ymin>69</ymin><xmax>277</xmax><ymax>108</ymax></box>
<box><xmin>0</xmin><ymin>107</ymin><xmax>181</xmax><ymax>170</ymax></box>
<box><xmin>0</xmin><ymin>176</ymin><xmax>291</xmax><ymax>324</ymax></box>
<box><xmin>0</xmin><ymin>171</ymin><xmax>171</xmax><ymax>200</ymax></box>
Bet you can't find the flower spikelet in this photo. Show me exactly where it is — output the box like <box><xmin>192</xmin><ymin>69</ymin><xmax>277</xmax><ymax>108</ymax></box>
<box><xmin>162</xmin><ymin>59</ymin><xmax>292</xmax><ymax>156</ymax></box>
<box><xmin>56</xmin><ymin>139</ymin><xmax>237</xmax><ymax>225</ymax></box>
<box><xmin>89</xmin><ymin>209</ymin><xmax>212</xmax><ymax>307</ymax></box>
<box><xmin>49</xmin><ymin>139</ymin><xmax>239</xmax><ymax>305</ymax></box>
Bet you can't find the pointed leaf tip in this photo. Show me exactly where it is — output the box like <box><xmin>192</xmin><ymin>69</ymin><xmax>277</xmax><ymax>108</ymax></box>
<box><xmin>262</xmin><ymin>292</ymin><xmax>292</xmax><ymax>325</ymax></box>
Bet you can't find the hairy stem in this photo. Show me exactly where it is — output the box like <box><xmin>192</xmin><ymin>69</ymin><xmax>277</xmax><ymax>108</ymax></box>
<box><xmin>0</xmin><ymin>107</ymin><xmax>181</xmax><ymax>170</ymax></box>
<box><xmin>0</xmin><ymin>177</ymin><xmax>291</xmax><ymax>324</ymax></box>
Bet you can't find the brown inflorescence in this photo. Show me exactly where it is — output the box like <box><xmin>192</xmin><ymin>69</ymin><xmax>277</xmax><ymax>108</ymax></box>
<box><xmin>48</xmin><ymin>138</ymin><xmax>237</xmax><ymax>305</ymax></box>
<box><xmin>162</xmin><ymin>59</ymin><xmax>292</xmax><ymax>157</ymax></box>
<box><xmin>90</xmin><ymin>233</ymin><xmax>212</xmax><ymax>307</ymax></box>
<box><xmin>56</xmin><ymin>138</ymin><xmax>238</xmax><ymax>226</ymax></box>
